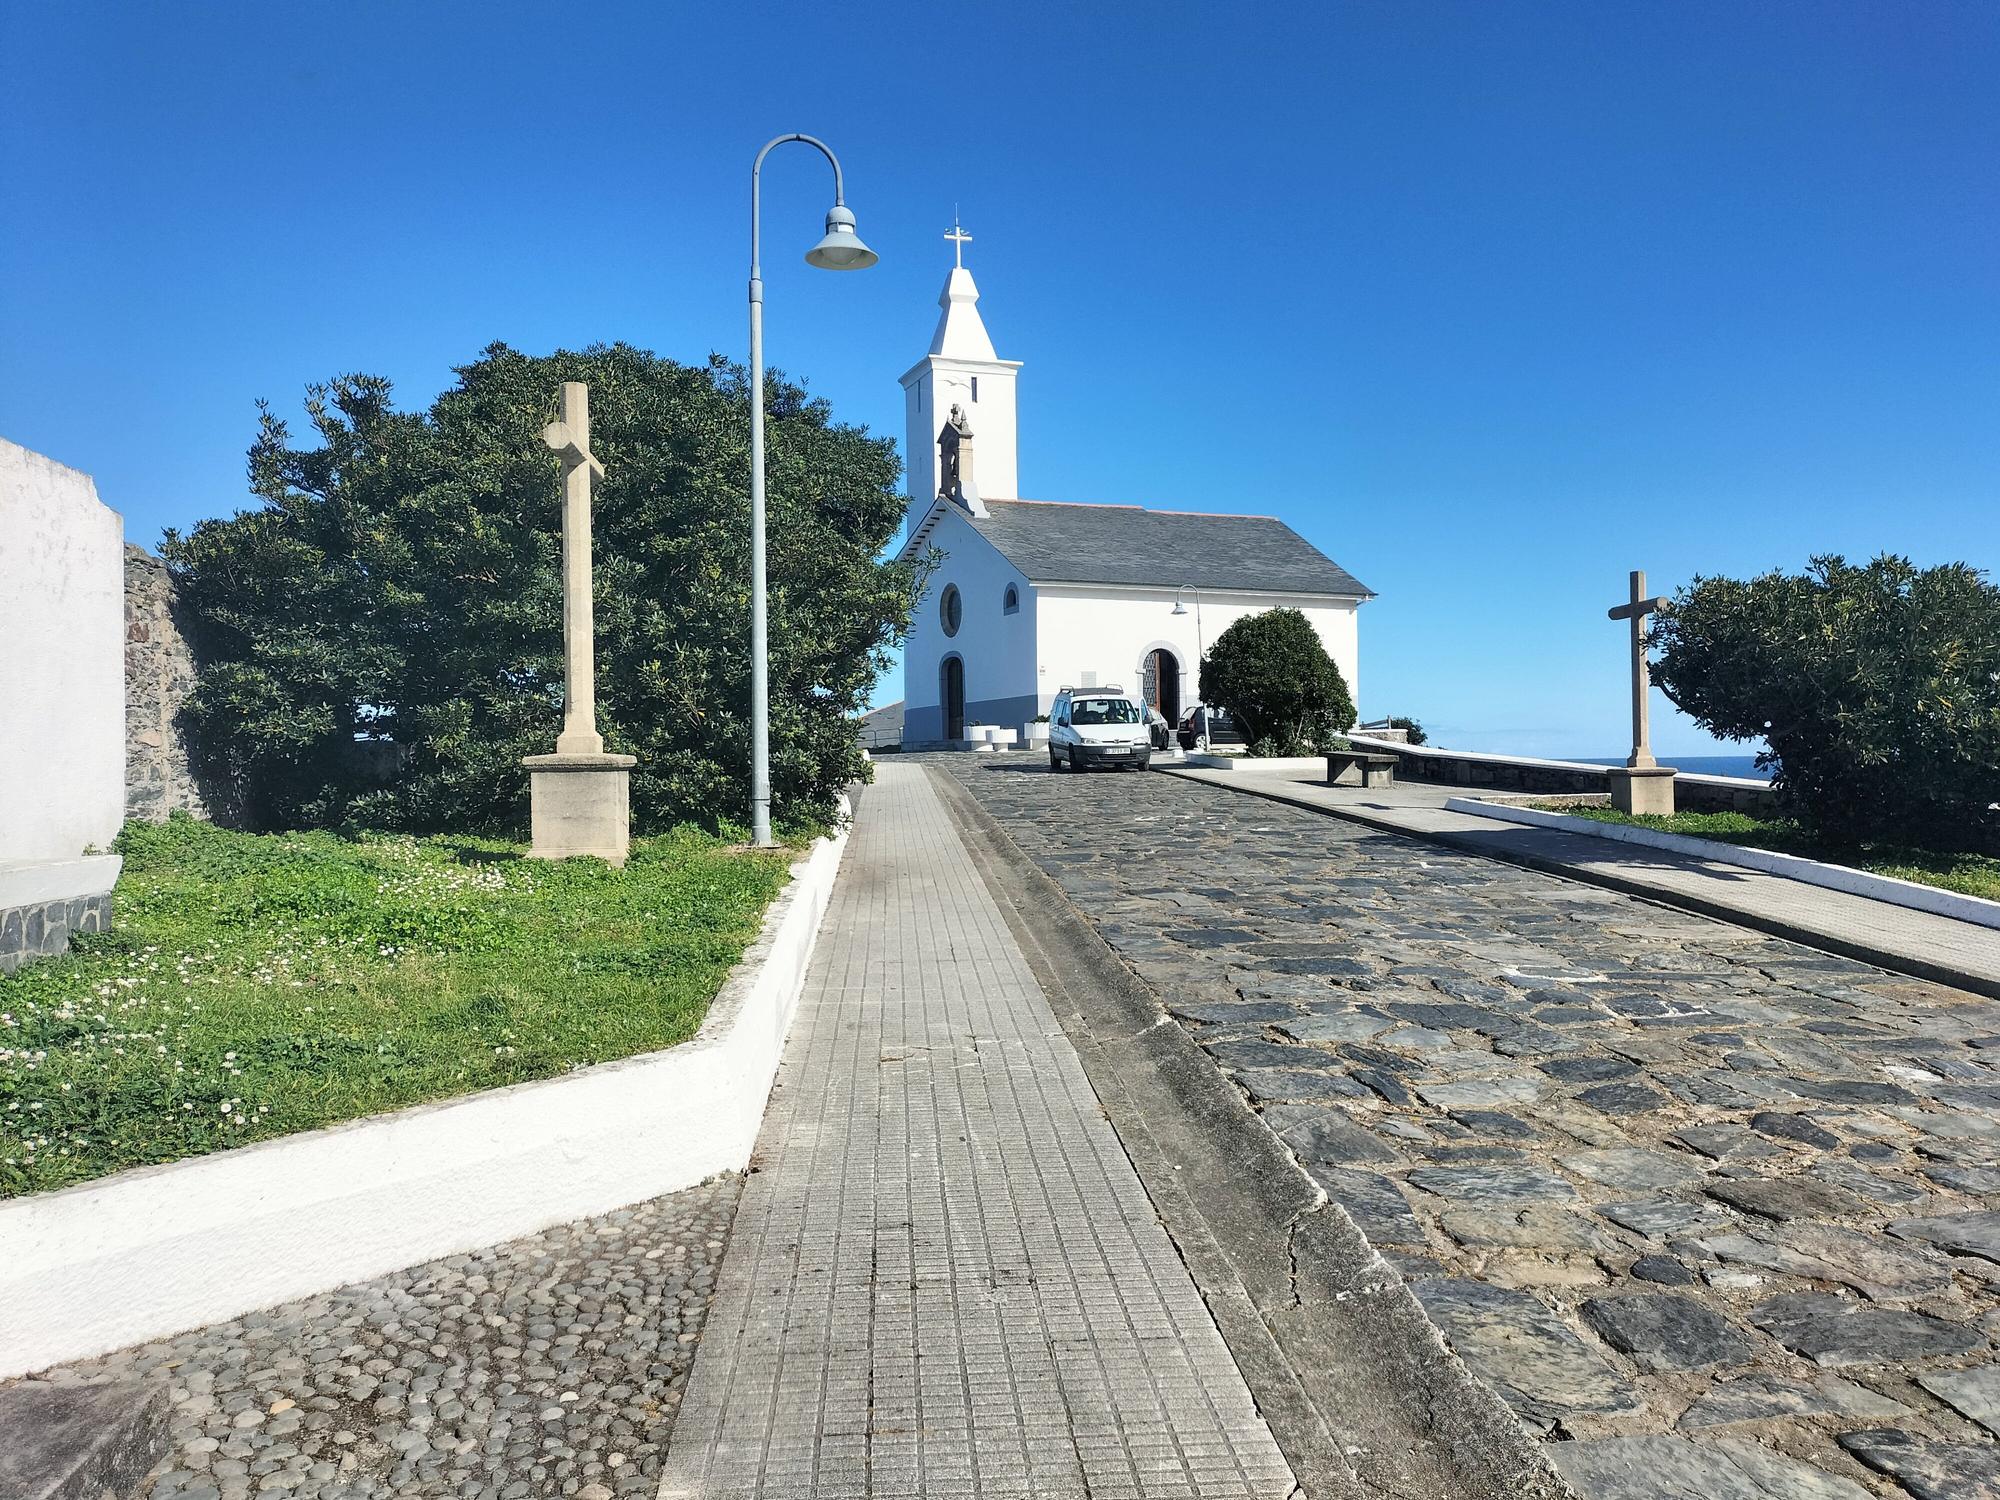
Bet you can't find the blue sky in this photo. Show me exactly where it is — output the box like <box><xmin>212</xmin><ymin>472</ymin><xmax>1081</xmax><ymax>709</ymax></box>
<box><xmin>3</xmin><ymin>3</ymin><xmax>1994</xmax><ymax>758</ymax></box>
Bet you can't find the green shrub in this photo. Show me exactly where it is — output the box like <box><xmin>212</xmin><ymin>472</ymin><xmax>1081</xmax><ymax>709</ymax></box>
<box><xmin>164</xmin><ymin>344</ymin><xmax>924</xmax><ymax>836</ymax></box>
<box><xmin>1652</xmin><ymin>555</ymin><xmax>2000</xmax><ymax>851</ymax></box>
<box><xmin>1385</xmin><ymin>716</ymin><xmax>1428</xmax><ymax>746</ymax></box>
<box><xmin>1198</xmin><ymin>608</ymin><xmax>1355</xmax><ymax>755</ymax></box>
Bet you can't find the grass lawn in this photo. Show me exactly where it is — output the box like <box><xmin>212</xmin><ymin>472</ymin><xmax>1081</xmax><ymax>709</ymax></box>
<box><xmin>1532</xmin><ymin>804</ymin><xmax>2000</xmax><ymax>903</ymax></box>
<box><xmin>0</xmin><ymin>814</ymin><xmax>795</xmax><ymax>1199</ymax></box>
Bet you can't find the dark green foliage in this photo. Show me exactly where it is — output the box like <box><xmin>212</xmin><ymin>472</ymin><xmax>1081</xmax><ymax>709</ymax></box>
<box><xmin>1652</xmin><ymin>555</ymin><xmax>2000</xmax><ymax>851</ymax></box>
<box><xmin>164</xmin><ymin>343</ymin><xmax>922</xmax><ymax>834</ymax></box>
<box><xmin>1198</xmin><ymin>608</ymin><xmax>1356</xmax><ymax>755</ymax></box>
<box><xmin>1383</xmin><ymin>716</ymin><xmax>1428</xmax><ymax>745</ymax></box>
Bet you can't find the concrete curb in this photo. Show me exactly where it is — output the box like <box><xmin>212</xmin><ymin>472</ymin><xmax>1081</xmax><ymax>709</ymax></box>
<box><xmin>928</xmin><ymin>767</ymin><xmax>1575</xmax><ymax>1500</ymax></box>
<box><xmin>0</xmin><ymin>813</ymin><xmax>850</xmax><ymax>1380</ymax></box>
<box><xmin>1165</xmin><ymin>767</ymin><xmax>2000</xmax><ymax>1001</ymax></box>
<box><xmin>1446</xmin><ymin>796</ymin><xmax>2000</xmax><ymax>932</ymax></box>
<box><xmin>0</xmin><ymin>1376</ymin><xmax>170</xmax><ymax>1500</ymax></box>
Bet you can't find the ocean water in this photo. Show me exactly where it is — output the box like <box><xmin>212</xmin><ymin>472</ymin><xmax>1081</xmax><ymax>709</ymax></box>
<box><xmin>1579</xmin><ymin>754</ymin><xmax>1771</xmax><ymax>781</ymax></box>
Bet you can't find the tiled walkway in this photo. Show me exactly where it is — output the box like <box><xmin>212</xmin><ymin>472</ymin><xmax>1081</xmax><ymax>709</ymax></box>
<box><xmin>657</xmin><ymin>762</ymin><xmax>1295</xmax><ymax>1500</ymax></box>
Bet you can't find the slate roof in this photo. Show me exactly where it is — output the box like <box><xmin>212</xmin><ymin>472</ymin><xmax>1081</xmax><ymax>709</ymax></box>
<box><xmin>966</xmin><ymin>500</ymin><xmax>1372</xmax><ymax>598</ymax></box>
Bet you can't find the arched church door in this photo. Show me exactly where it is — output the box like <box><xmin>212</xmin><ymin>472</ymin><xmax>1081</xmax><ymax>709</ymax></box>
<box><xmin>941</xmin><ymin>656</ymin><xmax>966</xmax><ymax>740</ymax></box>
<box><xmin>1144</xmin><ymin>649</ymin><xmax>1181</xmax><ymax>723</ymax></box>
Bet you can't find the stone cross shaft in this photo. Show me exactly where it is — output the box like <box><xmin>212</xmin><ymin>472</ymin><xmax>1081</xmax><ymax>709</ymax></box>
<box><xmin>543</xmin><ymin>382</ymin><xmax>608</xmax><ymax>756</ymax></box>
<box><xmin>1607</xmin><ymin>568</ymin><xmax>1671</xmax><ymax>770</ymax></box>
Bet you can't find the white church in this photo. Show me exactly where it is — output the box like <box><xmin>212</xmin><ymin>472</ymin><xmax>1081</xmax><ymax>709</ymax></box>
<box><xmin>896</xmin><ymin>235</ymin><xmax>1373</xmax><ymax>747</ymax></box>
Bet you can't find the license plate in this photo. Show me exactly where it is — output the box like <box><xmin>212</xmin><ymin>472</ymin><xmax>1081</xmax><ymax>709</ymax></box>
<box><xmin>1102</xmin><ymin>747</ymin><xmax>1127</xmax><ymax>756</ymax></box>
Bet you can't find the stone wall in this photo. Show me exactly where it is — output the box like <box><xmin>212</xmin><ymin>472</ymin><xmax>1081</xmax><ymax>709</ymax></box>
<box><xmin>124</xmin><ymin>545</ymin><xmax>211</xmax><ymax>822</ymax></box>
<box><xmin>0</xmin><ymin>893</ymin><xmax>112</xmax><ymax>977</ymax></box>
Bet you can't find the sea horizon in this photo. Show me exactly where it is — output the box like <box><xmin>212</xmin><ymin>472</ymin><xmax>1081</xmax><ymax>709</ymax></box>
<box><xmin>1577</xmin><ymin>753</ymin><xmax>1772</xmax><ymax>782</ymax></box>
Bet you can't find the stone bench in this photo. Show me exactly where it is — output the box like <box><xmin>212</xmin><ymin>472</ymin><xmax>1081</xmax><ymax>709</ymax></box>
<box><xmin>1327</xmin><ymin>749</ymin><xmax>1397</xmax><ymax>788</ymax></box>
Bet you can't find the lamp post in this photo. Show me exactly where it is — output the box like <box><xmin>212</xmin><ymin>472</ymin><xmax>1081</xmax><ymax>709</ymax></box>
<box><xmin>1168</xmin><ymin>584</ymin><xmax>1200</xmax><ymax>708</ymax></box>
<box><xmin>747</xmin><ymin>134</ymin><xmax>877</xmax><ymax>846</ymax></box>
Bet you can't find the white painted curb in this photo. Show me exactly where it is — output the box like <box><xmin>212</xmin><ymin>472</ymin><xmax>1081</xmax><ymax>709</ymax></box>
<box><xmin>1182</xmin><ymin>754</ymin><xmax>1328</xmax><ymax>773</ymax></box>
<box><xmin>0</xmin><ymin>854</ymin><xmax>121</xmax><ymax>910</ymax></box>
<box><xmin>1444</xmin><ymin>798</ymin><xmax>2000</xmax><ymax>933</ymax></box>
<box><xmin>0</xmin><ymin>813</ymin><xmax>851</xmax><ymax>1379</ymax></box>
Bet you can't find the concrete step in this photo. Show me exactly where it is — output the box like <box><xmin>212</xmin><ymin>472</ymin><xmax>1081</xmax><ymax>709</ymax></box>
<box><xmin>0</xmin><ymin>1377</ymin><xmax>169</xmax><ymax>1500</ymax></box>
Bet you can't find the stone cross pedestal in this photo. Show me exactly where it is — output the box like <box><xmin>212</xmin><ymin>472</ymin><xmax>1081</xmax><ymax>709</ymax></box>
<box><xmin>522</xmin><ymin>382</ymin><xmax>637</xmax><ymax>865</ymax></box>
<box><xmin>1605</xmin><ymin>568</ymin><xmax>1677</xmax><ymax>816</ymax></box>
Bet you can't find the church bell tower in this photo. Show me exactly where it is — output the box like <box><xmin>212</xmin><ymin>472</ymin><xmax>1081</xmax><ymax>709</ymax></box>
<box><xmin>900</xmin><ymin>222</ymin><xmax>1022</xmax><ymax>508</ymax></box>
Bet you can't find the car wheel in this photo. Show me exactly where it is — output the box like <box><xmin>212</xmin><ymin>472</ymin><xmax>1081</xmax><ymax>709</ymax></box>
<box><xmin>1049</xmin><ymin>750</ymin><xmax>1064</xmax><ymax>771</ymax></box>
<box><xmin>1069</xmin><ymin>748</ymin><xmax>1084</xmax><ymax>773</ymax></box>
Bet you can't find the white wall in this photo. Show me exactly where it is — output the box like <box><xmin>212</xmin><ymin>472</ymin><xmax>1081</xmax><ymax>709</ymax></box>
<box><xmin>0</xmin><ymin>440</ymin><xmax>125</xmax><ymax>862</ymax></box>
<box><xmin>902</xmin><ymin>355</ymin><xmax>1021</xmax><ymax>505</ymax></box>
<box><xmin>903</xmin><ymin>506</ymin><xmax>1037</xmax><ymax>740</ymax></box>
<box><xmin>1035</xmin><ymin>585</ymin><xmax>1363</xmax><ymax>720</ymax></box>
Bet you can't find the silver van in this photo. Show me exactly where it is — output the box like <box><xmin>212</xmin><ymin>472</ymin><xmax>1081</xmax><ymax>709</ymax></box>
<box><xmin>1048</xmin><ymin>687</ymin><xmax>1152</xmax><ymax>771</ymax></box>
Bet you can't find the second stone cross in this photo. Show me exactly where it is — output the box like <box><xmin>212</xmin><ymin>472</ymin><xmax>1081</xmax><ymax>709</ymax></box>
<box><xmin>522</xmin><ymin>381</ymin><xmax>637</xmax><ymax>864</ymax></box>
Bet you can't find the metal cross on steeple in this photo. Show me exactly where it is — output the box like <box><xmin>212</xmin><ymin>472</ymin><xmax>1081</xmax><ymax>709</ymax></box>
<box><xmin>944</xmin><ymin>215</ymin><xmax>972</xmax><ymax>268</ymax></box>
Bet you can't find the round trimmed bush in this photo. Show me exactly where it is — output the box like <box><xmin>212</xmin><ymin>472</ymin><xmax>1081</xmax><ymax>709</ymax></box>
<box><xmin>1197</xmin><ymin>608</ymin><xmax>1355</xmax><ymax>756</ymax></box>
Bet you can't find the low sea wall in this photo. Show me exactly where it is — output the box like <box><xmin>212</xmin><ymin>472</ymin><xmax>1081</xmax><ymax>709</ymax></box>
<box><xmin>1345</xmin><ymin>737</ymin><xmax>1779</xmax><ymax>816</ymax></box>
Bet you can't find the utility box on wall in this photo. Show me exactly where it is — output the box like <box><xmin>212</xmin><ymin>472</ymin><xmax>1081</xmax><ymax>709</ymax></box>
<box><xmin>0</xmin><ymin>438</ymin><xmax>126</xmax><ymax>971</ymax></box>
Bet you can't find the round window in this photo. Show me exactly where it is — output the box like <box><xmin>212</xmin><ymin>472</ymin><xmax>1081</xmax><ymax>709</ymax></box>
<box><xmin>941</xmin><ymin>584</ymin><xmax>963</xmax><ymax>637</ymax></box>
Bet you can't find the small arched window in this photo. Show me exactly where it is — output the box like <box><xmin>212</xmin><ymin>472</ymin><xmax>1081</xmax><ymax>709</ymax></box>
<box><xmin>1003</xmin><ymin>583</ymin><xmax>1020</xmax><ymax>615</ymax></box>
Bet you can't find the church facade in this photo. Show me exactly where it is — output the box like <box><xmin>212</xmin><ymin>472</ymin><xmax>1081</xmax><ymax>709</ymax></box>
<box><xmin>897</xmin><ymin>249</ymin><xmax>1372</xmax><ymax>747</ymax></box>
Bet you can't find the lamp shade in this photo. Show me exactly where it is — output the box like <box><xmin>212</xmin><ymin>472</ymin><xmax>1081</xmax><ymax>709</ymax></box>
<box><xmin>805</xmin><ymin>205</ymin><xmax>878</xmax><ymax>270</ymax></box>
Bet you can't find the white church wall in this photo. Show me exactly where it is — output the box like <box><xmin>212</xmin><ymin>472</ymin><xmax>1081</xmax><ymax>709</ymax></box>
<box><xmin>1035</xmin><ymin>586</ymin><xmax>1362</xmax><ymax>723</ymax></box>
<box><xmin>903</xmin><ymin>507</ymin><xmax>1037</xmax><ymax>744</ymax></box>
<box><xmin>0</xmin><ymin>440</ymin><xmax>126</xmax><ymax>862</ymax></box>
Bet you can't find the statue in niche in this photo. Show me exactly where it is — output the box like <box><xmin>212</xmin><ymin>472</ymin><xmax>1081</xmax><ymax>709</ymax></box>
<box><xmin>938</xmin><ymin>403</ymin><xmax>973</xmax><ymax>500</ymax></box>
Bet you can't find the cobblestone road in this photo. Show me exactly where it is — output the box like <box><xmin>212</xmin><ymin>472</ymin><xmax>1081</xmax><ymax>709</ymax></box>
<box><xmin>943</xmin><ymin>758</ymin><xmax>2000</xmax><ymax>1500</ymax></box>
<box><xmin>32</xmin><ymin>1177</ymin><xmax>737</xmax><ymax>1500</ymax></box>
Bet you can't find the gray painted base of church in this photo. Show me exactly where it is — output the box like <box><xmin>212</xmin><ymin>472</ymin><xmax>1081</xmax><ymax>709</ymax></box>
<box><xmin>904</xmin><ymin>693</ymin><xmax>1043</xmax><ymax>748</ymax></box>
<box><xmin>0</xmin><ymin>893</ymin><xmax>112</xmax><ymax>976</ymax></box>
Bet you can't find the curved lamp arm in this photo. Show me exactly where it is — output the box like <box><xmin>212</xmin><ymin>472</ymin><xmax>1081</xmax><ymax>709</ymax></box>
<box><xmin>751</xmin><ymin>133</ymin><xmax>848</xmax><ymax>279</ymax></box>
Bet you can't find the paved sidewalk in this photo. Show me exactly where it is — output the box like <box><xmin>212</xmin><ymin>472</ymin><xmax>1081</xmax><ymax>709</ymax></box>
<box><xmin>657</xmin><ymin>762</ymin><xmax>1296</xmax><ymax>1500</ymax></box>
<box><xmin>1166</xmin><ymin>765</ymin><xmax>2000</xmax><ymax>997</ymax></box>
<box><xmin>30</xmin><ymin>1178</ymin><xmax>739</xmax><ymax>1500</ymax></box>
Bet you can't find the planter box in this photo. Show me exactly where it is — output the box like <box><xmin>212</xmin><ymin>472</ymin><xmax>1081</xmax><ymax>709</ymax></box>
<box><xmin>1182</xmin><ymin>754</ymin><xmax>1329</xmax><ymax>774</ymax></box>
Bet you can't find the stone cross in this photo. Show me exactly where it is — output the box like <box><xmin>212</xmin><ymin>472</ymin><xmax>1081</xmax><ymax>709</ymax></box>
<box><xmin>1607</xmin><ymin>569</ymin><xmax>1671</xmax><ymax>770</ymax></box>
<box><xmin>543</xmin><ymin>382</ymin><xmax>607</xmax><ymax>756</ymax></box>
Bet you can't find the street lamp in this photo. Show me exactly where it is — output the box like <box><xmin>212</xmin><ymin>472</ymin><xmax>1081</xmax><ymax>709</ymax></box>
<box><xmin>747</xmin><ymin>133</ymin><xmax>876</xmax><ymax>846</ymax></box>
<box><xmin>1172</xmin><ymin>583</ymin><xmax>1205</xmax><ymax>660</ymax></box>
<box><xmin>1172</xmin><ymin>583</ymin><xmax>1206</xmax><ymax>734</ymax></box>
